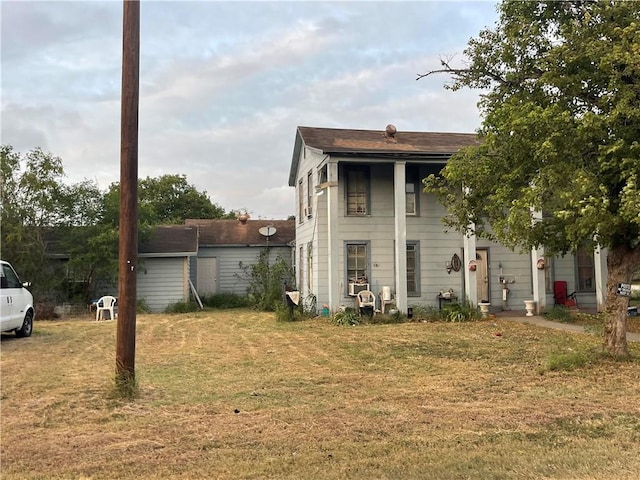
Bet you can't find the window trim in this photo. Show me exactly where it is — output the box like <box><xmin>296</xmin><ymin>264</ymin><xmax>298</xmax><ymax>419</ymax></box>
<box><xmin>344</xmin><ymin>241</ymin><xmax>371</xmax><ymax>296</ymax></box>
<box><xmin>298</xmin><ymin>178</ymin><xmax>304</xmax><ymax>224</ymax></box>
<box><xmin>344</xmin><ymin>165</ymin><xmax>370</xmax><ymax>216</ymax></box>
<box><xmin>306</xmin><ymin>171</ymin><xmax>313</xmax><ymax>217</ymax></box>
<box><xmin>575</xmin><ymin>246</ymin><xmax>595</xmax><ymax>292</ymax></box>
<box><xmin>406</xmin><ymin>241</ymin><xmax>420</xmax><ymax>296</ymax></box>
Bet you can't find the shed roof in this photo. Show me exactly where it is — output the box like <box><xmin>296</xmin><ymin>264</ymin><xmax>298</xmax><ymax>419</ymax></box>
<box><xmin>139</xmin><ymin>225</ymin><xmax>199</xmax><ymax>256</ymax></box>
<box><xmin>289</xmin><ymin>125</ymin><xmax>478</xmax><ymax>186</ymax></box>
<box><xmin>185</xmin><ymin>219</ymin><xmax>295</xmax><ymax>247</ymax></box>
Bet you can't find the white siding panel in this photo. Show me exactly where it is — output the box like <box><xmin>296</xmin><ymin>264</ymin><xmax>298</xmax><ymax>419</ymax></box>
<box><xmin>137</xmin><ymin>257</ymin><xmax>189</xmax><ymax>312</ymax></box>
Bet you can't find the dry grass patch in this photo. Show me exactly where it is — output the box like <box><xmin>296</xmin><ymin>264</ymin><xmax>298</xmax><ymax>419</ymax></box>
<box><xmin>2</xmin><ymin>310</ymin><xmax>640</xmax><ymax>479</ymax></box>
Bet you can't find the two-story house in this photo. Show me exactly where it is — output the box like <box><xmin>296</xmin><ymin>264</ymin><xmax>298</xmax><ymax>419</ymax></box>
<box><xmin>288</xmin><ymin>125</ymin><xmax>606</xmax><ymax>315</ymax></box>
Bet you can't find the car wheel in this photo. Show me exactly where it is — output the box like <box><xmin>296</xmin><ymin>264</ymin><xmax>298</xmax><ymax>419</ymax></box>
<box><xmin>16</xmin><ymin>310</ymin><xmax>33</xmax><ymax>338</ymax></box>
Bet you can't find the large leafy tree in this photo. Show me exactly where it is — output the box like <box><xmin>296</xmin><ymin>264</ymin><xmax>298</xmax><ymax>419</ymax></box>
<box><xmin>421</xmin><ymin>1</ymin><xmax>640</xmax><ymax>356</ymax></box>
<box><xmin>2</xmin><ymin>148</ymin><xmax>236</xmax><ymax>303</ymax></box>
<box><xmin>102</xmin><ymin>174</ymin><xmax>234</xmax><ymax>227</ymax></box>
<box><xmin>0</xmin><ymin>145</ymin><xmax>106</xmax><ymax>300</ymax></box>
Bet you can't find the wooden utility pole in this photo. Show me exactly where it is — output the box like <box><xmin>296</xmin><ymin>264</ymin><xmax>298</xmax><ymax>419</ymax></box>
<box><xmin>116</xmin><ymin>0</ymin><xmax>140</xmax><ymax>385</ymax></box>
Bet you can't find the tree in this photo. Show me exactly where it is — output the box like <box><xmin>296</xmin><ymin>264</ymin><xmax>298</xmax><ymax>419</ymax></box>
<box><xmin>102</xmin><ymin>174</ymin><xmax>233</xmax><ymax>227</ymax></box>
<box><xmin>420</xmin><ymin>1</ymin><xmax>640</xmax><ymax>356</ymax></box>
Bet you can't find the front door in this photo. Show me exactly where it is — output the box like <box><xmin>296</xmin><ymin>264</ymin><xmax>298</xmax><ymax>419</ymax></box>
<box><xmin>476</xmin><ymin>249</ymin><xmax>489</xmax><ymax>303</ymax></box>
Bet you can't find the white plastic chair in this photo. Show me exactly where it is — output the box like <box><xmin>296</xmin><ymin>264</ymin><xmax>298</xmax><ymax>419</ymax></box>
<box><xmin>356</xmin><ymin>290</ymin><xmax>376</xmax><ymax>316</ymax></box>
<box><xmin>96</xmin><ymin>296</ymin><xmax>117</xmax><ymax>321</ymax></box>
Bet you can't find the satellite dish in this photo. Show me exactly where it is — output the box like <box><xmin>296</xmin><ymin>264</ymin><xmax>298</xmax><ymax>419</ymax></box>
<box><xmin>259</xmin><ymin>226</ymin><xmax>276</xmax><ymax>237</ymax></box>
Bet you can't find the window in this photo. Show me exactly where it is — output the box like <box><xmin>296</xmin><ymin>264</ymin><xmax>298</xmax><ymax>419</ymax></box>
<box><xmin>406</xmin><ymin>182</ymin><xmax>416</xmax><ymax>215</ymax></box>
<box><xmin>407</xmin><ymin>242</ymin><xmax>420</xmax><ymax>295</ymax></box>
<box><xmin>298</xmin><ymin>179</ymin><xmax>304</xmax><ymax>223</ymax></box>
<box><xmin>299</xmin><ymin>245</ymin><xmax>304</xmax><ymax>290</ymax></box>
<box><xmin>576</xmin><ymin>246</ymin><xmax>595</xmax><ymax>291</ymax></box>
<box><xmin>307</xmin><ymin>241</ymin><xmax>313</xmax><ymax>293</ymax></box>
<box><xmin>345</xmin><ymin>166</ymin><xmax>369</xmax><ymax>215</ymax></box>
<box><xmin>346</xmin><ymin>242</ymin><xmax>369</xmax><ymax>286</ymax></box>
<box><xmin>306</xmin><ymin>171</ymin><xmax>313</xmax><ymax>217</ymax></box>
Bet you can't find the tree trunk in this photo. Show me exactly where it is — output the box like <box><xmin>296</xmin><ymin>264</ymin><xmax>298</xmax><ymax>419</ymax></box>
<box><xmin>603</xmin><ymin>244</ymin><xmax>640</xmax><ymax>357</ymax></box>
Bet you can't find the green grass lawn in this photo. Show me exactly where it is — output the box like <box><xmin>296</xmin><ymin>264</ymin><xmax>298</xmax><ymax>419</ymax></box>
<box><xmin>2</xmin><ymin>310</ymin><xmax>640</xmax><ymax>479</ymax></box>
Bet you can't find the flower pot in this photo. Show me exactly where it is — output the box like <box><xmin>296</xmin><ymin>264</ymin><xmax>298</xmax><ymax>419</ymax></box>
<box><xmin>524</xmin><ymin>300</ymin><xmax>536</xmax><ymax>317</ymax></box>
<box><xmin>478</xmin><ymin>302</ymin><xmax>491</xmax><ymax>319</ymax></box>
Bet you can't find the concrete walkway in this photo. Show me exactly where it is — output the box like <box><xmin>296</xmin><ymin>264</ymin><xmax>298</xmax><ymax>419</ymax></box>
<box><xmin>502</xmin><ymin>314</ymin><xmax>640</xmax><ymax>342</ymax></box>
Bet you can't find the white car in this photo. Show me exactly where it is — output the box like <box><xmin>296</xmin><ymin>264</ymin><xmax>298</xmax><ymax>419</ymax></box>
<box><xmin>1</xmin><ymin>260</ymin><xmax>35</xmax><ymax>337</ymax></box>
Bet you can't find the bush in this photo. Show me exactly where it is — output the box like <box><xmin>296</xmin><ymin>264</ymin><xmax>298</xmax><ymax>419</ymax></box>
<box><xmin>137</xmin><ymin>299</ymin><xmax>151</xmax><ymax>313</ymax></box>
<box><xmin>201</xmin><ymin>292</ymin><xmax>250</xmax><ymax>309</ymax></box>
<box><xmin>544</xmin><ymin>305</ymin><xmax>574</xmax><ymax>322</ymax></box>
<box><xmin>408</xmin><ymin>304</ymin><xmax>442</xmax><ymax>322</ymax></box>
<box><xmin>441</xmin><ymin>301</ymin><xmax>481</xmax><ymax>322</ymax></box>
<box><xmin>165</xmin><ymin>301</ymin><xmax>199</xmax><ymax>313</ymax></box>
<box><xmin>243</xmin><ymin>251</ymin><xmax>294</xmax><ymax>311</ymax></box>
<box><xmin>332</xmin><ymin>308</ymin><xmax>361</xmax><ymax>326</ymax></box>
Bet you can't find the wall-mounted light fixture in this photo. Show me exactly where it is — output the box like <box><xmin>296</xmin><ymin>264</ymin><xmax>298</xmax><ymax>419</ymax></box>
<box><xmin>445</xmin><ymin>261</ymin><xmax>452</xmax><ymax>274</ymax></box>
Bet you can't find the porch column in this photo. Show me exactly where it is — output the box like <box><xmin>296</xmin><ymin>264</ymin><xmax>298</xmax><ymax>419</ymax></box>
<box><xmin>463</xmin><ymin>230</ymin><xmax>477</xmax><ymax>305</ymax></box>
<box><xmin>531</xmin><ymin>247</ymin><xmax>546</xmax><ymax>314</ymax></box>
<box><xmin>394</xmin><ymin>162</ymin><xmax>407</xmax><ymax>312</ymax></box>
<box><xmin>327</xmin><ymin>161</ymin><xmax>340</xmax><ymax>311</ymax></box>
<box><xmin>530</xmin><ymin>210</ymin><xmax>546</xmax><ymax>314</ymax></box>
<box><xmin>594</xmin><ymin>245</ymin><xmax>608</xmax><ymax>313</ymax></box>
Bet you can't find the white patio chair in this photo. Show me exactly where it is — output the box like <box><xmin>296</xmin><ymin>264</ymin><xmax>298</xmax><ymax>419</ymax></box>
<box><xmin>356</xmin><ymin>290</ymin><xmax>376</xmax><ymax>317</ymax></box>
<box><xmin>96</xmin><ymin>295</ymin><xmax>117</xmax><ymax>321</ymax></box>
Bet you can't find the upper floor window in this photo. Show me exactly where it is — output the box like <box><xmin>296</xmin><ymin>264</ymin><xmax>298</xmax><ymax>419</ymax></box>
<box><xmin>306</xmin><ymin>171</ymin><xmax>313</xmax><ymax>217</ymax></box>
<box><xmin>298</xmin><ymin>179</ymin><xmax>304</xmax><ymax>223</ymax></box>
<box><xmin>406</xmin><ymin>182</ymin><xmax>416</xmax><ymax>215</ymax></box>
<box><xmin>576</xmin><ymin>246</ymin><xmax>595</xmax><ymax>292</ymax></box>
<box><xmin>345</xmin><ymin>166</ymin><xmax>369</xmax><ymax>216</ymax></box>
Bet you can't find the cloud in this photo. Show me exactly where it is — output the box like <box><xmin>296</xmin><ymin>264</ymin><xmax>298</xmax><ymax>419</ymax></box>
<box><xmin>1</xmin><ymin>1</ymin><xmax>499</xmax><ymax>220</ymax></box>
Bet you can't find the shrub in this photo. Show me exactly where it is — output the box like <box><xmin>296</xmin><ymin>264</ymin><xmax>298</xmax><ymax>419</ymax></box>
<box><xmin>137</xmin><ymin>299</ymin><xmax>151</xmax><ymax>313</ymax></box>
<box><xmin>201</xmin><ymin>292</ymin><xmax>250</xmax><ymax>309</ymax></box>
<box><xmin>242</xmin><ymin>251</ymin><xmax>294</xmax><ymax>312</ymax></box>
<box><xmin>408</xmin><ymin>304</ymin><xmax>441</xmax><ymax>322</ymax></box>
<box><xmin>544</xmin><ymin>305</ymin><xmax>574</xmax><ymax>322</ymax></box>
<box><xmin>165</xmin><ymin>301</ymin><xmax>199</xmax><ymax>313</ymax></box>
<box><xmin>332</xmin><ymin>308</ymin><xmax>361</xmax><ymax>326</ymax></box>
<box><xmin>441</xmin><ymin>301</ymin><xmax>481</xmax><ymax>322</ymax></box>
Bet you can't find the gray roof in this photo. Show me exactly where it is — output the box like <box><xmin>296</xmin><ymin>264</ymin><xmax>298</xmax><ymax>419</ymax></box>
<box><xmin>138</xmin><ymin>226</ymin><xmax>198</xmax><ymax>257</ymax></box>
<box><xmin>185</xmin><ymin>219</ymin><xmax>295</xmax><ymax>247</ymax></box>
<box><xmin>289</xmin><ymin>125</ymin><xmax>478</xmax><ymax>186</ymax></box>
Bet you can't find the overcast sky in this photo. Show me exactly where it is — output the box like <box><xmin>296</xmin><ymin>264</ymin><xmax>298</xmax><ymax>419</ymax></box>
<box><xmin>1</xmin><ymin>0</ymin><xmax>499</xmax><ymax>220</ymax></box>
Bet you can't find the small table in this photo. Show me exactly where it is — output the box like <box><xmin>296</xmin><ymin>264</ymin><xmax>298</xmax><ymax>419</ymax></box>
<box><xmin>437</xmin><ymin>294</ymin><xmax>458</xmax><ymax>310</ymax></box>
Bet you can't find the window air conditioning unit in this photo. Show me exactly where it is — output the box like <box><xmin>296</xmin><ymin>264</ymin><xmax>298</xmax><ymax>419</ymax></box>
<box><xmin>348</xmin><ymin>283</ymin><xmax>370</xmax><ymax>296</ymax></box>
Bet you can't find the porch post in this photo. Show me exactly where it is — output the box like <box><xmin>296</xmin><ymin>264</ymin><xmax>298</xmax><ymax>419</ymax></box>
<box><xmin>530</xmin><ymin>209</ymin><xmax>546</xmax><ymax>314</ymax></box>
<box><xmin>327</xmin><ymin>161</ymin><xmax>340</xmax><ymax>311</ymax></box>
<box><xmin>463</xmin><ymin>231</ymin><xmax>477</xmax><ymax>305</ymax></box>
<box><xmin>394</xmin><ymin>162</ymin><xmax>408</xmax><ymax>312</ymax></box>
<box><xmin>531</xmin><ymin>247</ymin><xmax>546</xmax><ymax>314</ymax></box>
<box><xmin>594</xmin><ymin>245</ymin><xmax>608</xmax><ymax>313</ymax></box>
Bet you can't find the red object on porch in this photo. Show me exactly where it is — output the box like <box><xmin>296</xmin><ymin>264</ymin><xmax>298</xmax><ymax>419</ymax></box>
<box><xmin>554</xmin><ymin>281</ymin><xmax>577</xmax><ymax>308</ymax></box>
<box><xmin>554</xmin><ymin>281</ymin><xmax>567</xmax><ymax>306</ymax></box>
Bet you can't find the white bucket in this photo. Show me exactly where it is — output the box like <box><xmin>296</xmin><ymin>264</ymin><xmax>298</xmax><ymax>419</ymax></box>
<box><xmin>382</xmin><ymin>286</ymin><xmax>392</xmax><ymax>301</ymax></box>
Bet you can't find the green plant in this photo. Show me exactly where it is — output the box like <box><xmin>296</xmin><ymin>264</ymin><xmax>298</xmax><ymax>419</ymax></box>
<box><xmin>540</xmin><ymin>349</ymin><xmax>591</xmax><ymax>373</ymax></box>
<box><xmin>200</xmin><ymin>292</ymin><xmax>250</xmax><ymax>309</ymax></box>
<box><xmin>332</xmin><ymin>308</ymin><xmax>360</xmax><ymax>326</ymax></box>
<box><xmin>165</xmin><ymin>301</ymin><xmax>199</xmax><ymax>313</ymax></box>
<box><xmin>544</xmin><ymin>305</ymin><xmax>574</xmax><ymax>322</ymax></box>
<box><xmin>136</xmin><ymin>298</ymin><xmax>151</xmax><ymax>313</ymax></box>
<box><xmin>442</xmin><ymin>301</ymin><xmax>481</xmax><ymax>322</ymax></box>
<box><xmin>243</xmin><ymin>250</ymin><xmax>294</xmax><ymax>312</ymax></box>
<box><xmin>408</xmin><ymin>304</ymin><xmax>441</xmax><ymax>322</ymax></box>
